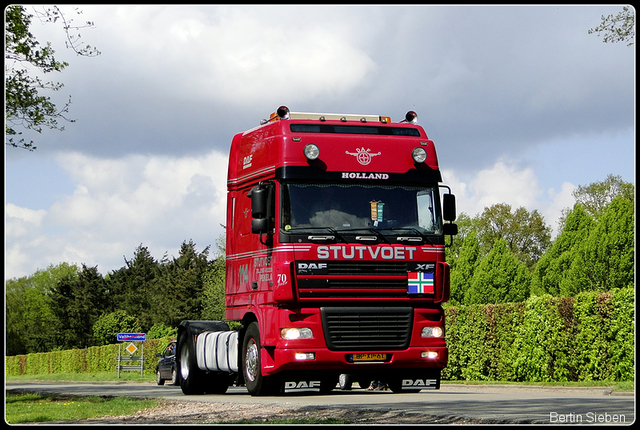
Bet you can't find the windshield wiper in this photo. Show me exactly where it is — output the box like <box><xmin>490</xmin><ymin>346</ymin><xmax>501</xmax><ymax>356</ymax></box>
<box><xmin>376</xmin><ymin>227</ymin><xmax>434</xmax><ymax>244</ymax></box>
<box><xmin>285</xmin><ymin>226</ymin><xmax>345</xmax><ymax>242</ymax></box>
<box><xmin>334</xmin><ymin>227</ymin><xmax>391</xmax><ymax>243</ymax></box>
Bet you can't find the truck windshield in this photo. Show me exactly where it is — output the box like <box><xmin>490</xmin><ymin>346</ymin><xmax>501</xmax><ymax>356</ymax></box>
<box><xmin>281</xmin><ymin>183</ymin><xmax>442</xmax><ymax>235</ymax></box>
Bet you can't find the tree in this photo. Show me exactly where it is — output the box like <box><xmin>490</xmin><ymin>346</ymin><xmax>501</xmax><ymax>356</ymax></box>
<box><xmin>49</xmin><ymin>264</ymin><xmax>111</xmax><ymax>349</ymax></box>
<box><xmin>202</xmin><ymin>256</ymin><xmax>227</xmax><ymax>320</ymax></box>
<box><xmin>152</xmin><ymin>240</ymin><xmax>212</xmax><ymax>327</ymax></box>
<box><xmin>475</xmin><ymin>203</ymin><xmax>551</xmax><ymax>270</ymax></box>
<box><xmin>202</xmin><ymin>233</ymin><xmax>227</xmax><ymax>320</ymax></box>
<box><xmin>589</xmin><ymin>6</ymin><xmax>635</xmax><ymax>46</ymax></box>
<box><xmin>6</xmin><ymin>263</ymin><xmax>78</xmax><ymax>355</ymax></box>
<box><xmin>108</xmin><ymin>245</ymin><xmax>163</xmax><ymax>332</ymax></box>
<box><xmin>444</xmin><ymin>212</ymin><xmax>474</xmax><ymax>263</ymax></box>
<box><xmin>465</xmin><ymin>239</ymin><xmax>531</xmax><ymax>305</ymax></box>
<box><xmin>93</xmin><ymin>310</ymin><xmax>141</xmax><ymax>346</ymax></box>
<box><xmin>449</xmin><ymin>232</ymin><xmax>480</xmax><ymax>305</ymax></box>
<box><xmin>567</xmin><ymin>196</ymin><xmax>634</xmax><ymax>294</ymax></box>
<box><xmin>571</xmin><ymin>174</ymin><xmax>634</xmax><ymax>220</ymax></box>
<box><xmin>5</xmin><ymin>5</ymin><xmax>99</xmax><ymax>150</ymax></box>
<box><xmin>147</xmin><ymin>322</ymin><xmax>177</xmax><ymax>340</ymax></box>
<box><xmin>530</xmin><ymin>204</ymin><xmax>594</xmax><ymax>297</ymax></box>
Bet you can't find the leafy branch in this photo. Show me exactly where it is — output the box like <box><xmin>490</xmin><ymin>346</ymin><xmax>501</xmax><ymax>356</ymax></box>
<box><xmin>588</xmin><ymin>6</ymin><xmax>635</xmax><ymax>46</ymax></box>
<box><xmin>5</xmin><ymin>5</ymin><xmax>100</xmax><ymax>151</ymax></box>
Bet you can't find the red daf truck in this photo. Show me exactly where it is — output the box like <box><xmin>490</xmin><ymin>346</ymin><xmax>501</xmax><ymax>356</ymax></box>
<box><xmin>176</xmin><ymin>106</ymin><xmax>458</xmax><ymax>396</ymax></box>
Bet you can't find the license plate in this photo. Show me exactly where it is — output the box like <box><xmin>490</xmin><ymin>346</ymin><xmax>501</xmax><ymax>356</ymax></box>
<box><xmin>352</xmin><ymin>353</ymin><xmax>387</xmax><ymax>362</ymax></box>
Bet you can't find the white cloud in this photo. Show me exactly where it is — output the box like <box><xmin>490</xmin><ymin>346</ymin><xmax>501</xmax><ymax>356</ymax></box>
<box><xmin>5</xmin><ymin>204</ymin><xmax>46</xmax><ymax>231</ymax></box>
<box><xmin>5</xmin><ymin>205</ymin><xmax>48</xmax><ymax>275</ymax></box>
<box><xmin>6</xmin><ymin>5</ymin><xmax>631</xmax><ymax>280</ymax></box>
<box><xmin>443</xmin><ymin>160</ymin><xmax>576</xmax><ymax>236</ymax></box>
<box><xmin>5</xmin><ymin>150</ymin><xmax>229</xmax><ymax>280</ymax></box>
<box><xmin>85</xmin><ymin>5</ymin><xmax>377</xmax><ymax>106</ymax></box>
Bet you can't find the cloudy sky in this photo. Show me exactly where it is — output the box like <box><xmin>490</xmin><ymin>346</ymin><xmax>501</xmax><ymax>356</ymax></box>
<box><xmin>5</xmin><ymin>5</ymin><xmax>635</xmax><ymax>280</ymax></box>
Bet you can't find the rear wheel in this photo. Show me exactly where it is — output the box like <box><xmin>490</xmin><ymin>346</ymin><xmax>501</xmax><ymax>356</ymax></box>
<box><xmin>178</xmin><ymin>333</ymin><xmax>205</xmax><ymax>395</ymax></box>
<box><xmin>206</xmin><ymin>372</ymin><xmax>230</xmax><ymax>394</ymax></box>
<box><xmin>338</xmin><ymin>374</ymin><xmax>352</xmax><ymax>390</ymax></box>
<box><xmin>243</xmin><ymin>322</ymin><xmax>281</xmax><ymax>396</ymax></box>
<box><xmin>156</xmin><ymin>369</ymin><xmax>165</xmax><ymax>385</ymax></box>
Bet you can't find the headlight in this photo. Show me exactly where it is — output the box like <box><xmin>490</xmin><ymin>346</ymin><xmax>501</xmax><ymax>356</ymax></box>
<box><xmin>303</xmin><ymin>144</ymin><xmax>320</xmax><ymax>160</ymax></box>
<box><xmin>281</xmin><ymin>327</ymin><xmax>313</xmax><ymax>340</ymax></box>
<box><xmin>421</xmin><ymin>326</ymin><xmax>444</xmax><ymax>338</ymax></box>
<box><xmin>412</xmin><ymin>147</ymin><xmax>427</xmax><ymax>163</ymax></box>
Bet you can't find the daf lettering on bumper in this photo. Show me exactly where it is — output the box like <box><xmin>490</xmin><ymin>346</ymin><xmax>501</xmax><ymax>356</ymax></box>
<box><xmin>285</xmin><ymin>381</ymin><xmax>321</xmax><ymax>389</ymax></box>
<box><xmin>317</xmin><ymin>245</ymin><xmax>417</xmax><ymax>260</ymax></box>
<box><xmin>402</xmin><ymin>379</ymin><xmax>438</xmax><ymax>388</ymax></box>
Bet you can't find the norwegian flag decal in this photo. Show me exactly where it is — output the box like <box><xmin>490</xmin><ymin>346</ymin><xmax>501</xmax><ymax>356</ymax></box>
<box><xmin>407</xmin><ymin>272</ymin><xmax>434</xmax><ymax>294</ymax></box>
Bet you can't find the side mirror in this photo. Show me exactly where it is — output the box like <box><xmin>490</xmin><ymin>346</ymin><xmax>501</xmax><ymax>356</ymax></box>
<box><xmin>156</xmin><ymin>353</ymin><xmax>162</xmax><ymax>358</ymax></box>
<box><xmin>443</xmin><ymin>223</ymin><xmax>458</xmax><ymax>236</ymax></box>
<box><xmin>252</xmin><ymin>218</ymin><xmax>269</xmax><ymax>235</ymax></box>
<box><xmin>248</xmin><ymin>183</ymin><xmax>273</xmax><ymax>242</ymax></box>
<box><xmin>443</xmin><ymin>194</ymin><xmax>456</xmax><ymax>222</ymax></box>
<box><xmin>249</xmin><ymin>186</ymin><xmax>268</xmax><ymax>219</ymax></box>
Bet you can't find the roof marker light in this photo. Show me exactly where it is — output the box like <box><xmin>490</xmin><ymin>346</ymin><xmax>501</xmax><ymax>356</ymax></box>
<box><xmin>277</xmin><ymin>106</ymin><xmax>290</xmax><ymax>119</ymax></box>
<box><xmin>405</xmin><ymin>111</ymin><xmax>418</xmax><ymax>124</ymax></box>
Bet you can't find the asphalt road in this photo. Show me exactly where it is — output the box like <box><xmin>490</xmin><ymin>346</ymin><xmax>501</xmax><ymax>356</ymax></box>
<box><xmin>6</xmin><ymin>381</ymin><xmax>635</xmax><ymax>424</ymax></box>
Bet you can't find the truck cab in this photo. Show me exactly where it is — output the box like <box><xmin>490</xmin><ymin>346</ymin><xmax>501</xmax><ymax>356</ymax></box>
<box><xmin>177</xmin><ymin>107</ymin><xmax>457</xmax><ymax>396</ymax></box>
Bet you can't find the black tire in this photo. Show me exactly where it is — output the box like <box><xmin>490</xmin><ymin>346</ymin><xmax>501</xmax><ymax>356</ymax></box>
<box><xmin>242</xmin><ymin>322</ymin><xmax>281</xmax><ymax>396</ymax></box>
<box><xmin>171</xmin><ymin>367</ymin><xmax>179</xmax><ymax>386</ymax></box>
<box><xmin>205</xmin><ymin>372</ymin><xmax>230</xmax><ymax>394</ymax></box>
<box><xmin>178</xmin><ymin>333</ymin><xmax>205</xmax><ymax>395</ymax></box>
<box><xmin>338</xmin><ymin>374</ymin><xmax>352</xmax><ymax>390</ymax></box>
<box><xmin>156</xmin><ymin>369</ymin><xmax>165</xmax><ymax>386</ymax></box>
<box><xmin>320</xmin><ymin>375</ymin><xmax>338</xmax><ymax>393</ymax></box>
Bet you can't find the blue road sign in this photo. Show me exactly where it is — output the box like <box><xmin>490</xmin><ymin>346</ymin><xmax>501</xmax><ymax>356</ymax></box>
<box><xmin>117</xmin><ymin>333</ymin><xmax>146</xmax><ymax>342</ymax></box>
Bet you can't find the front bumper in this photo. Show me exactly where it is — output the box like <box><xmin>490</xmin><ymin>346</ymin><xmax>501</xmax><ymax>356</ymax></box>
<box><xmin>261</xmin><ymin>345</ymin><xmax>447</xmax><ymax>376</ymax></box>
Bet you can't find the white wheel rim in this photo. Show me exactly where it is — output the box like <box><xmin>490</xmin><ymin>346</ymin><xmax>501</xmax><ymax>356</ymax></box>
<box><xmin>245</xmin><ymin>339</ymin><xmax>259</xmax><ymax>382</ymax></box>
<box><xmin>180</xmin><ymin>347</ymin><xmax>190</xmax><ymax>380</ymax></box>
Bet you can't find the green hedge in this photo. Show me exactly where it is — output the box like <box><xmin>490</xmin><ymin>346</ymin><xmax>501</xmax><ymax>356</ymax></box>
<box><xmin>443</xmin><ymin>288</ymin><xmax>634</xmax><ymax>382</ymax></box>
<box><xmin>7</xmin><ymin>290</ymin><xmax>634</xmax><ymax>382</ymax></box>
<box><xmin>6</xmin><ymin>337</ymin><xmax>174</xmax><ymax>377</ymax></box>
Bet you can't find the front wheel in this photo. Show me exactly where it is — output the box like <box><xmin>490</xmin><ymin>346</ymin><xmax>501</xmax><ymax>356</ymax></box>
<box><xmin>156</xmin><ymin>370</ymin><xmax>165</xmax><ymax>386</ymax></box>
<box><xmin>243</xmin><ymin>322</ymin><xmax>281</xmax><ymax>396</ymax></box>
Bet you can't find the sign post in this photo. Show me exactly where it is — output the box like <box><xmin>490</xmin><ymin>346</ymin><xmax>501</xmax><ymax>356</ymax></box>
<box><xmin>116</xmin><ymin>333</ymin><xmax>146</xmax><ymax>377</ymax></box>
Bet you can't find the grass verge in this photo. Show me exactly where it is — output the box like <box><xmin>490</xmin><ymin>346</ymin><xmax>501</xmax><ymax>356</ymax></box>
<box><xmin>6</xmin><ymin>371</ymin><xmax>155</xmax><ymax>383</ymax></box>
<box><xmin>5</xmin><ymin>392</ymin><xmax>159</xmax><ymax>424</ymax></box>
<box><xmin>441</xmin><ymin>379</ymin><xmax>634</xmax><ymax>392</ymax></box>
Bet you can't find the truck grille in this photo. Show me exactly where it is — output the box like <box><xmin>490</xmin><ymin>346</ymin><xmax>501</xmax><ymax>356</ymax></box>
<box><xmin>296</xmin><ymin>261</ymin><xmax>414</xmax><ymax>299</ymax></box>
<box><xmin>321</xmin><ymin>307</ymin><xmax>413</xmax><ymax>351</ymax></box>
